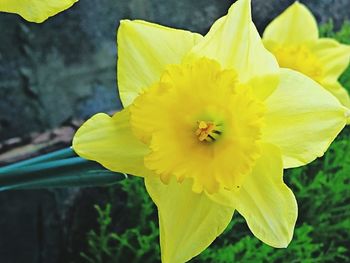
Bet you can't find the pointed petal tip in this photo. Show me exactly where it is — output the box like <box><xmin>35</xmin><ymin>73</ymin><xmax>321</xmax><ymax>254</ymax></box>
<box><xmin>237</xmin><ymin>143</ymin><xmax>297</xmax><ymax>249</ymax></box>
<box><xmin>118</xmin><ymin>19</ymin><xmax>133</xmax><ymax>32</ymax></box>
<box><xmin>345</xmin><ymin>109</ymin><xmax>350</xmax><ymax>124</ymax></box>
<box><xmin>119</xmin><ymin>19</ymin><xmax>129</xmax><ymax>25</ymax></box>
<box><xmin>145</xmin><ymin>177</ymin><xmax>234</xmax><ymax>263</ymax></box>
<box><xmin>292</xmin><ymin>1</ymin><xmax>306</xmax><ymax>9</ymax></box>
<box><xmin>288</xmin><ymin>1</ymin><xmax>315</xmax><ymax>20</ymax></box>
<box><xmin>190</xmin><ymin>0</ymin><xmax>278</xmax><ymax>81</ymax></box>
<box><xmin>228</xmin><ymin>0</ymin><xmax>251</xmax><ymax>17</ymax></box>
<box><xmin>262</xmin><ymin>69</ymin><xmax>347</xmax><ymax>168</ymax></box>
<box><xmin>265</xmin><ymin>234</ymin><xmax>293</xmax><ymax>248</ymax></box>
<box><xmin>263</xmin><ymin>0</ymin><xmax>318</xmax><ymax>43</ymax></box>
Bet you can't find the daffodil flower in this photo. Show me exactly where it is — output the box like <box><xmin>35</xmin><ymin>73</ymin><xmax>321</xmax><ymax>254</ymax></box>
<box><xmin>263</xmin><ymin>2</ymin><xmax>350</xmax><ymax>109</ymax></box>
<box><xmin>73</xmin><ymin>0</ymin><xmax>349</xmax><ymax>262</ymax></box>
<box><xmin>0</xmin><ymin>0</ymin><xmax>78</xmax><ymax>23</ymax></box>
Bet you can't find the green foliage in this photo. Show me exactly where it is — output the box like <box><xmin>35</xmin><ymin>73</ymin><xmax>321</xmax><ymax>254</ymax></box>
<box><xmin>196</xmin><ymin>224</ymin><xmax>323</xmax><ymax>263</ymax></box>
<box><xmin>80</xmin><ymin>21</ymin><xmax>350</xmax><ymax>263</ymax></box>
<box><xmin>80</xmin><ymin>204</ymin><xmax>115</xmax><ymax>263</ymax></box>
<box><xmin>80</xmin><ymin>178</ymin><xmax>160</xmax><ymax>263</ymax></box>
<box><xmin>319</xmin><ymin>20</ymin><xmax>350</xmax><ymax>44</ymax></box>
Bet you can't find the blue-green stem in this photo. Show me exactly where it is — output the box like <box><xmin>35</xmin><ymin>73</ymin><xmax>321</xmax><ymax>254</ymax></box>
<box><xmin>0</xmin><ymin>148</ymin><xmax>126</xmax><ymax>191</ymax></box>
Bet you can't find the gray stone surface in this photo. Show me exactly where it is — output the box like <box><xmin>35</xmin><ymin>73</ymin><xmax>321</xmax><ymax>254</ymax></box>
<box><xmin>0</xmin><ymin>0</ymin><xmax>349</xmax><ymax>262</ymax></box>
<box><xmin>301</xmin><ymin>0</ymin><xmax>350</xmax><ymax>27</ymax></box>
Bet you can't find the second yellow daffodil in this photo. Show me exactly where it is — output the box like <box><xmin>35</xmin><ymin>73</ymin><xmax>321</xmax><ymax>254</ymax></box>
<box><xmin>0</xmin><ymin>0</ymin><xmax>78</xmax><ymax>23</ymax></box>
<box><xmin>263</xmin><ymin>2</ymin><xmax>350</xmax><ymax>109</ymax></box>
<box><xmin>72</xmin><ymin>0</ymin><xmax>349</xmax><ymax>262</ymax></box>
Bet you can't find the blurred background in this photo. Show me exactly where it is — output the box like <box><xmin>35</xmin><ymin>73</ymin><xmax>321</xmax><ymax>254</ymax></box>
<box><xmin>0</xmin><ymin>0</ymin><xmax>350</xmax><ymax>262</ymax></box>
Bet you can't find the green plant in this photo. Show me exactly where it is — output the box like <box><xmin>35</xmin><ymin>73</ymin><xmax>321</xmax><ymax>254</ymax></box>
<box><xmin>80</xmin><ymin>178</ymin><xmax>160</xmax><ymax>263</ymax></box>
<box><xmin>80</xmin><ymin>204</ymin><xmax>116</xmax><ymax>263</ymax></box>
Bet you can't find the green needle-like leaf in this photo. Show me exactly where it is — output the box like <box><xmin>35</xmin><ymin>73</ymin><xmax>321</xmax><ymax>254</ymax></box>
<box><xmin>0</xmin><ymin>148</ymin><xmax>76</xmax><ymax>173</ymax></box>
<box><xmin>0</xmin><ymin>148</ymin><xmax>126</xmax><ymax>191</ymax></box>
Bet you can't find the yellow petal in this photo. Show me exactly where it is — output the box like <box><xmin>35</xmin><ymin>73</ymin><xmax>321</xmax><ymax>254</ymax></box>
<box><xmin>263</xmin><ymin>69</ymin><xmax>347</xmax><ymax>168</ymax></box>
<box><xmin>117</xmin><ymin>20</ymin><xmax>202</xmax><ymax>107</ymax></box>
<box><xmin>263</xmin><ymin>2</ymin><xmax>318</xmax><ymax>44</ymax></box>
<box><xmin>188</xmin><ymin>0</ymin><xmax>279</xmax><ymax>99</ymax></box>
<box><xmin>323</xmin><ymin>81</ymin><xmax>350</xmax><ymax>109</ymax></box>
<box><xmin>311</xmin><ymin>38</ymin><xmax>350</xmax><ymax>83</ymax></box>
<box><xmin>0</xmin><ymin>0</ymin><xmax>78</xmax><ymax>23</ymax></box>
<box><xmin>72</xmin><ymin>109</ymin><xmax>151</xmax><ymax>177</ymax></box>
<box><xmin>206</xmin><ymin>187</ymin><xmax>237</xmax><ymax>208</ymax></box>
<box><xmin>237</xmin><ymin>143</ymin><xmax>297</xmax><ymax>248</ymax></box>
<box><xmin>145</xmin><ymin>176</ymin><xmax>234</xmax><ymax>263</ymax></box>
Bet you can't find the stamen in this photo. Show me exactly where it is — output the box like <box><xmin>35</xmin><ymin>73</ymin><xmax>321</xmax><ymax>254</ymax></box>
<box><xmin>195</xmin><ymin>121</ymin><xmax>222</xmax><ymax>142</ymax></box>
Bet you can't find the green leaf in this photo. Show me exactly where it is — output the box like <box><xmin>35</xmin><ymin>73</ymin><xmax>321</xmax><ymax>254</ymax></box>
<box><xmin>0</xmin><ymin>148</ymin><xmax>126</xmax><ymax>191</ymax></box>
<box><xmin>0</xmin><ymin>148</ymin><xmax>76</xmax><ymax>172</ymax></box>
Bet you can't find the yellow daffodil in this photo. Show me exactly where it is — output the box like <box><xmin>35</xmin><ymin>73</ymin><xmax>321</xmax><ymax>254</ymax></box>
<box><xmin>0</xmin><ymin>0</ymin><xmax>78</xmax><ymax>23</ymax></box>
<box><xmin>73</xmin><ymin>0</ymin><xmax>349</xmax><ymax>262</ymax></box>
<box><xmin>263</xmin><ymin>2</ymin><xmax>350</xmax><ymax>109</ymax></box>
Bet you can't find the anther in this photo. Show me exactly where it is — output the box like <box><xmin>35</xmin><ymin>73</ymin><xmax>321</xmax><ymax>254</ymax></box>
<box><xmin>195</xmin><ymin>121</ymin><xmax>222</xmax><ymax>142</ymax></box>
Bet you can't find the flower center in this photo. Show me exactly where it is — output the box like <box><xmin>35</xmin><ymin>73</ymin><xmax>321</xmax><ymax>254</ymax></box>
<box><xmin>195</xmin><ymin>121</ymin><xmax>221</xmax><ymax>142</ymax></box>
<box><xmin>266</xmin><ymin>43</ymin><xmax>323</xmax><ymax>83</ymax></box>
<box><xmin>130</xmin><ymin>58</ymin><xmax>265</xmax><ymax>193</ymax></box>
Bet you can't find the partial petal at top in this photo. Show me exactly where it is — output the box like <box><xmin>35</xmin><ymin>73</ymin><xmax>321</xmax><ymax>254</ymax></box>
<box><xmin>145</xmin><ymin>176</ymin><xmax>234</xmax><ymax>263</ymax></box>
<box><xmin>189</xmin><ymin>0</ymin><xmax>279</xmax><ymax>98</ymax></box>
<box><xmin>237</xmin><ymin>143</ymin><xmax>297</xmax><ymax>248</ymax></box>
<box><xmin>0</xmin><ymin>0</ymin><xmax>78</xmax><ymax>23</ymax></box>
<box><xmin>263</xmin><ymin>2</ymin><xmax>318</xmax><ymax>44</ymax></box>
<box><xmin>117</xmin><ymin>20</ymin><xmax>202</xmax><ymax>107</ymax></box>
<box><xmin>72</xmin><ymin>109</ymin><xmax>152</xmax><ymax>177</ymax></box>
<box><xmin>262</xmin><ymin>69</ymin><xmax>348</xmax><ymax>168</ymax></box>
